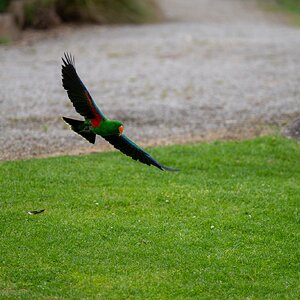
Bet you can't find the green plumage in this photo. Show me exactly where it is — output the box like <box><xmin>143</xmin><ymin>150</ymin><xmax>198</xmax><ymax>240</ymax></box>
<box><xmin>92</xmin><ymin>119</ymin><xmax>123</xmax><ymax>136</ymax></box>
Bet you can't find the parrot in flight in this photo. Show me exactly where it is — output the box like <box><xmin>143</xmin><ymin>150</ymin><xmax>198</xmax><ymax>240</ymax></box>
<box><xmin>61</xmin><ymin>53</ymin><xmax>177</xmax><ymax>171</ymax></box>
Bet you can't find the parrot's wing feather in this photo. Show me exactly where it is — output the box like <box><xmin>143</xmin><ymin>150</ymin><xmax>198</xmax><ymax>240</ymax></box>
<box><xmin>103</xmin><ymin>134</ymin><xmax>178</xmax><ymax>171</ymax></box>
<box><xmin>62</xmin><ymin>53</ymin><xmax>105</xmax><ymax>123</ymax></box>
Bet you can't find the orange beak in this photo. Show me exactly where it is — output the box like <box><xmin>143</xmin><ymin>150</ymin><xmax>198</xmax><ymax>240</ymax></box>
<box><xmin>118</xmin><ymin>125</ymin><xmax>124</xmax><ymax>135</ymax></box>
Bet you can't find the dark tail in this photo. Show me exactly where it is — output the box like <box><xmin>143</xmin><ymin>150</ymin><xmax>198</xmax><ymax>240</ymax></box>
<box><xmin>62</xmin><ymin>117</ymin><xmax>96</xmax><ymax>144</ymax></box>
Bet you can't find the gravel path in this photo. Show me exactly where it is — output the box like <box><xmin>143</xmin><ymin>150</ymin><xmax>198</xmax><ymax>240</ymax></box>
<box><xmin>0</xmin><ymin>0</ymin><xmax>299</xmax><ymax>160</ymax></box>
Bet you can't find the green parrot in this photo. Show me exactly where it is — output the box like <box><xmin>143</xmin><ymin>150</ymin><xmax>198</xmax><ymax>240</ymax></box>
<box><xmin>62</xmin><ymin>53</ymin><xmax>177</xmax><ymax>171</ymax></box>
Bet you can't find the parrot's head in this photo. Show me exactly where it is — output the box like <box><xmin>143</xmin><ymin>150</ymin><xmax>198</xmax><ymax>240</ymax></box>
<box><xmin>111</xmin><ymin>120</ymin><xmax>124</xmax><ymax>136</ymax></box>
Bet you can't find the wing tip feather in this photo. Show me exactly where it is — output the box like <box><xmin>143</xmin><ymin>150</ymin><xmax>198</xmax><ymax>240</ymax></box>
<box><xmin>62</xmin><ymin>52</ymin><xmax>75</xmax><ymax>67</ymax></box>
<box><xmin>152</xmin><ymin>160</ymin><xmax>179</xmax><ymax>171</ymax></box>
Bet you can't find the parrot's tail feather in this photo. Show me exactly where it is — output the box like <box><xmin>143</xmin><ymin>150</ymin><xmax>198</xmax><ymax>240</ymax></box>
<box><xmin>62</xmin><ymin>117</ymin><xmax>96</xmax><ymax>144</ymax></box>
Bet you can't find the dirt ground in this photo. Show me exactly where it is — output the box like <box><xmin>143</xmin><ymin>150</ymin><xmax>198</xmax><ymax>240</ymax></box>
<box><xmin>0</xmin><ymin>0</ymin><xmax>299</xmax><ymax>160</ymax></box>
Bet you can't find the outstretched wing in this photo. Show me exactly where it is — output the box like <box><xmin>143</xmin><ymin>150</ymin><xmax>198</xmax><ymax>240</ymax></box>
<box><xmin>62</xmin><ymin>53</ymin><xmax>105</xmax><ymax>127</ymax></box>
<box><xmin>103</xmin><ymin>134</ymin><xmax>178</xmax><ymax>171</ymax></box>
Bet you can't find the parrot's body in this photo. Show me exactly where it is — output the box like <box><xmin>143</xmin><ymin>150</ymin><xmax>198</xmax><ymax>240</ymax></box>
<box><xmin>62</xmin><ymin>53</ymin><xmax>177</xmax><ymax>171</ymax></box>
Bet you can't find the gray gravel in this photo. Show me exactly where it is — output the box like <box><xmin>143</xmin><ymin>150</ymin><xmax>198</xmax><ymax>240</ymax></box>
<box><xmin>0</xmin><ymin>0</ymin><xmax>300</xmax><ymax>160</ymax></box>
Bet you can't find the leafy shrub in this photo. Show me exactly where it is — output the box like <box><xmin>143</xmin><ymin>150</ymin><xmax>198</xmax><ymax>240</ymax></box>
<box><xmin>24</xmin><ymin>0</ymin><xmax>59</xmax><ymax>28</ymax></box>
<box><xmin>0</xmin><ymin>0</ymin><xmax>11</xmax><ymax>12</ymax></box>
<box><xmin>57</xmin><ymin>0</ymin><xmax>162</xmax><ymax>24</ymax></box>
<box><xmin>1</xmin><ymin>0</ymin><xmax>161</xmax><ymax>28</ymax></box>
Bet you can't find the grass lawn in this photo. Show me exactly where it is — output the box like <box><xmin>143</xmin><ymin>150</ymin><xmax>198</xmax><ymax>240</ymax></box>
<box><xmin>276</xmin><ymin>0</ymin><xmax>300</xmax><ymax>14</ymax></box>
<box><xmin>263</xmin><ymin>0</ymin><xmax>300</xmax><ymax>26</ymax></box>
<box><xmin>0</xmin><ymin>136</ymin><xmax>299</xmax><ymax>299</ymax></box>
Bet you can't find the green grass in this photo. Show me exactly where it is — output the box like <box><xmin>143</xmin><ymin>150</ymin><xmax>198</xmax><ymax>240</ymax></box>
<box><xmin>276</xmin><ymin>0</ymin><xmax>300</xmax><ymax>14</ymax></box>
<box><xmin>0</xmin><ymin>36</ymin><xmax>11</xmax><ymax>45</ymax></box>
<box><xmin>262</xmin><ymin>0</ymin><xmax>300</xmax><ymax>26</ymax></box>
<box><xmin>0</xmin><ymin>136</ymin><xmax>299</xmax><ymax>299</ymax></box>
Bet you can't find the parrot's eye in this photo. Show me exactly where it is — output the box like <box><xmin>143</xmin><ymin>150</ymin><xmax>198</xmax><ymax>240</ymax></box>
<box><xmin>118</xmin><ymin>125</ymin><xmax>124</xmax><ymax>135</ymax></box>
